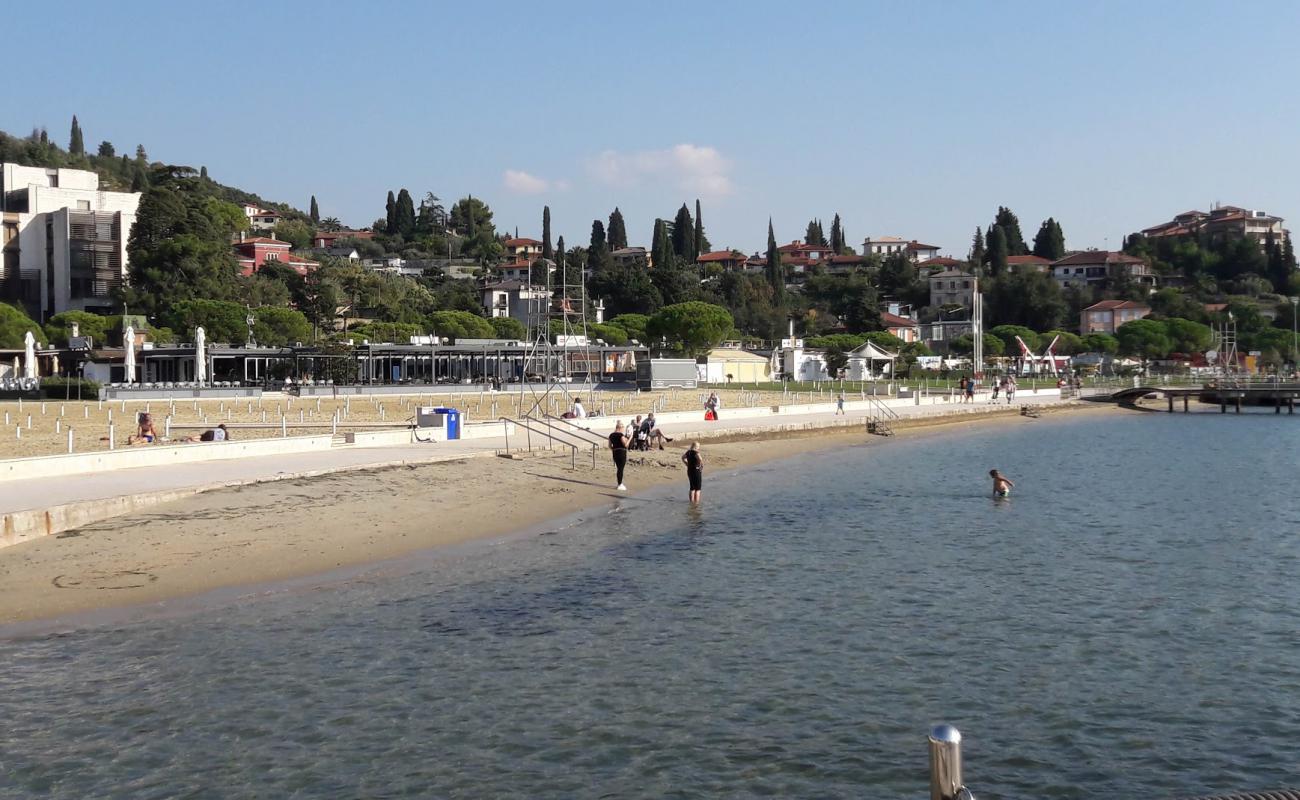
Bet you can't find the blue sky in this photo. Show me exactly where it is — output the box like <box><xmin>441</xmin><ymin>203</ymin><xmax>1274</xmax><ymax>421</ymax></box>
<box><xmin>6</xmin><ymin>1</ymin><xmax>1298</xmax><ymax>257</ymax></box>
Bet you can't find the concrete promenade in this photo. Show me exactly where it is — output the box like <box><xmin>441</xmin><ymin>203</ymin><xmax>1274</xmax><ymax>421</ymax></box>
<box><xmin>0</xmin><ymin>391</ymin><xmax>1072</xmax><ymax>546</ymax></box>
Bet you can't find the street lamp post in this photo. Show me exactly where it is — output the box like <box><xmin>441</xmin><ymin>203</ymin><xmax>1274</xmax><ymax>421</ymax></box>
<box><xmin>1291</xmin><ymin>296</ymin><xmax>1298</xmax><ymax>375</ymax></box>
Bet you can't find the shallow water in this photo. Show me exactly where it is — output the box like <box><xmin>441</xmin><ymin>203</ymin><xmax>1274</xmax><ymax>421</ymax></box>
<box><xmin>1</xmin><ymin>412</ymin><xmax>1298</xmax><ymax>799</ymax></box>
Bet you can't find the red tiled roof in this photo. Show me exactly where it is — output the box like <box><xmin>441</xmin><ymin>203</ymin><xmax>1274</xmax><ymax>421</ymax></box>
<box><xmin>698</xmin><ymin>250</ymin><xmax>744</xmax><ymax>262</ymax></box>
<box><xmin>906</xmin><ymin>241</ymin><xmax>940</xmax><ymax>251</ymax></box>
<box><xmin>1007</xmin><ymin>255</ymin><xmax>1051</xmax><ymax>265</ymax></box>
<box><xmin>504</xmin><ymin>237</ymin><xmax>542</xmax><ymax>246</ymax></box>
<box><xmin>1084</xmin><ymin>300</ymin><xmax>1150</xmax><ymax>311</ymax></box>
<box><xmin>236</xmin><ymin>237</ymin><xmax>290</xmax><ymax>246</ymax></box>
<box><xmin>880</xmin><ymin>312</ymin><xmax>918</xmax><ymax>328</ymax></box>
<box><xmin>918</xmin><ymin>256</ymin><xmax>962</xmax><ymax>268</ymax></box>
<box><xmin>1053</xmin><ymin>251</ymin><xmax>1143</xmax><ymax>266</ymax></box>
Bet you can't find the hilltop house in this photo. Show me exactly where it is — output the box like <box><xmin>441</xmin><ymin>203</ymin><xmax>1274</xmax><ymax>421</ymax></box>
<box><xmin>240</xmin><ymin>202</ymin><xmax>281</xmax><ymax>232</ymax></box>
<box><xmin>863</xmin><ymin>237</ymin><xmax>941</xmax><ymax>262</ymax></box>
<box><xmin>697</xmin><ymin>250</ymin><xmax>748</xmax><ymax>271</ymax></box>
<box><xmin>1081</xmin><ymin>299</ymin><xmax>1151</xmax><ymax>335</ymax></box>
<box><xmin>233</xmin><ymin>233</ymin><xmax>317</xmax><ymax>276</ymax></box>
<box><xmin>1051</xmin><ymin>251</ymin><xmax>1155</xmax><ymax>289</ymax></box>
<box><xmin>1140</xmin><ymin>205</ymin><xmax>1287</xmax><ymax>254</ymax></box>
<box><xmin>928</xmin><ymin>269</ymin><xmax>977</xmax><ymax>308</ymax></box>
<box><xmin>1007</xmin><ymin>254</ymin><xmax>1052</xmax><ymax>272</ymax></box>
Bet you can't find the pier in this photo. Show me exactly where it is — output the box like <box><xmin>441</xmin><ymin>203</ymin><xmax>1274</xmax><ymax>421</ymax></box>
<box><xmin>1096</xmin><ymin>382</ymin><xmax>1300</xmax><ymax>414</ymax></box>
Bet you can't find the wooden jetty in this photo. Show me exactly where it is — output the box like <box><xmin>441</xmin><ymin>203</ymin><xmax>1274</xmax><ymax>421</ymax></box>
<box><xmin>1096</xmin><ymin>382</ymin><xmax>1300</xmax><ymax>414</ymax></box>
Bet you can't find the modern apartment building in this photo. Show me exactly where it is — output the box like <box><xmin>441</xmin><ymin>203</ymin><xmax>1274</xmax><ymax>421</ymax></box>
<box><xmin>1</xmin><ymin>164</ymin><xmax>140</xmax><ymax>321</ymax></box>
<box><xmin>1140</xmin><ymin>205</ymin><xmax>1288</xmax><ymax>253</ymax></box>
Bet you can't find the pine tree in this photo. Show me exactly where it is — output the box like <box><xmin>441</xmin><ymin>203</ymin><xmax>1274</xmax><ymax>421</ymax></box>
<box><xmin>766</xmin><ymin>219</ymin><xmax>784</xmax><ymax>302</ymax></box>
<box><xmin>694</xmin><ymin>199</ymin><xmax>709</xmax><ymax>255</ymax></box>
<box><xmin>830</xmin><ymin>214</ymin><xmax>844</xmax><ymax>253</ymax></box>
<box><xmin>607</xmin><ymin>207</ymin><xmax>628</xmax><ymax>251</ymax></box>
<box><xmin>1032</xmin><ymin>217</ymin><xmax>1066</xmax><ymax>261</ymax></box>
<box><xmin>541</xmin><ymin>206</ymin><xmax>553</xmax><ymax>261</ymax></box>
<box><xmin>130</xmin><ymin>169</ymin><xmax>145</xmax><ymax>193</ymax></box>
<box><xmin>98</xmin><ymin>141</ymin><xmax>115</xmax><ymax>158</ymax></box>
<box><xmin>135</xmin><ymin>144</ymin><xmax>147</xmax><ymax>163</ymax></box>
<box><xmin>969</xmin><ymin>227</ymin><xmax>986</xmax><ymax>265</ymax></box>
<box><xmin>69</xmin><ymin>115</ymin><xmax>84</xmax><ymax>156</ymax></box>
<box><xmin>988</xmin><ymin>225</ymin><xmax>1009</xmax><ymax>276</ymax></box>
<box><xmin>385</xmin><ymin>191</ymin><xmax>397</xmax><ymax>234</ymax></box>
<box><xmin>672</xmin><ymin>203</ymin><xmax>696</xmax><ymax>262</ymax></box>
<box><xmin>310</xmin><ymin>196</ymin><xmax>320</xmax><ymax>224</ymax></box>
<box><xmin>199</xmin><ymin>165</ymin><xmax>208</xmax><ymax>180</ymax></box>
<box><xmin>991</xmin><ymin>207</ymin><xmax>1028</xmax><ymax>255</ymax></box>
<box><xmin>39</xmin><ymin>129</ymin><xmax>48</xmax><ymax>145</ymax></box>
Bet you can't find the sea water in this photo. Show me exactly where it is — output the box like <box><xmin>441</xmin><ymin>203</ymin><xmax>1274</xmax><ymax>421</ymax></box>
<box><xmin>1</xmin><ymin>413</ymin><xmax>1297</xmax><ymax>799</ymax></box>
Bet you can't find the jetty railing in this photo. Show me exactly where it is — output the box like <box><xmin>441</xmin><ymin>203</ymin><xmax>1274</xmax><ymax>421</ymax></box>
<box><xmin>498</xmin><ymin>416</ymin><xmax>597</xmax><ymax>470</ymax></box>
<box><xmin>924</xmin><ymin>724</ymin><xmax>1297</xmax><ymax>800</ymax></box>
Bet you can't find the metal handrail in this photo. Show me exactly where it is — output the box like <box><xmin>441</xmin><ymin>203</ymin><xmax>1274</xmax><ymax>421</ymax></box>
<box><xmin>498</xmin><ymin>416</ymin><xmax>597</xmax><ymax>470</ymax></box>
<box><xmin>530</xmin><ymin>413</ymin><xmax>610</xmax><ymax>448</ymax></box>
<box><xmin>863</xmin><ymin>391</ymin><xmax>900</xmax><ymax>421</ymax></box>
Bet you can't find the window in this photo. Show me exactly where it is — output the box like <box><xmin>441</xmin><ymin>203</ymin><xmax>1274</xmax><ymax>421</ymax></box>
<box><xmin>265</xmin><ymin>252</ymin><xmax>280</xmax><ymax>261</ymax></box>
<box><xmin>46</xmin><ymin>170</ymin><xmax>59</xmax><ymax>188</ymax></box>
<box><xmin>76</xmin><ymin>200</ymin><xmax>91</xmax><ymax>210</ymax></box>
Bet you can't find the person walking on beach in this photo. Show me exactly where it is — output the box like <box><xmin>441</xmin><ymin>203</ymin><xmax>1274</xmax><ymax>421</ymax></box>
<box><xmin>958</xmin><ymin>375</ymin><xmax>968</xmax><ymax>403</ymax></box>
<box><xmin>608</xmin><ymin>421</ymin><xmax>630</xmax><ymax>491</ymax></box>
<box><xmin>1006</xmin><ymin>376</ymin><xmax>1016</xmax><ymax>404</ymax></box>
<box><xmin>990</xmin><ymin>469</ymin><xmax>1014</xmax><ymax>498</ymax></box>
<box><xmin>682</xmin><ymin>441</ymin><xmax>704</xmax><ymax>503</ymax></box>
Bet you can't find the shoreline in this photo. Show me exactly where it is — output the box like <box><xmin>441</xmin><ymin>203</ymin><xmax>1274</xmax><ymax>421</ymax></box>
<box><xmin>0</xmin><ymin>402</ymin><xmax>1120</xmax><ymax>630</ymax></box>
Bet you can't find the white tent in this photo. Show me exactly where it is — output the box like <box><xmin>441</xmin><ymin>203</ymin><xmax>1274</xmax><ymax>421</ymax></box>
<box><xmin>123</xmin><ymin>326</ymin><xmax>136</xmax><ymax>384</ymax></box>
<box><xmin>23</xmin><ymin>331</ymin><xmax>37</xmax><ymax>379</ymax></box>
<box><xmin>194</xmin><ymin>326</ymin><xmax>207</xmax><ymax>384</ymax></box>
<box><xmin>847</xmin><ymin>339</ymin><xmax>898</xmax><ymax>381</ymax></box>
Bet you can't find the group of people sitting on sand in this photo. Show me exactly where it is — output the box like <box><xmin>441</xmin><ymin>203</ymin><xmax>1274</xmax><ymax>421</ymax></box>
<box><xmin>125</xmin><ymin>412</ymin><xmax>230</xmax><ymax>446</ymax></box>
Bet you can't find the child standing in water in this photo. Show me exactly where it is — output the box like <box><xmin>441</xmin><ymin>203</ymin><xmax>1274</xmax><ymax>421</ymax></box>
<box><xmin>990</xmin><ymin>469</ymin><xmax>1014</xmax><ymax>498</ymax></box>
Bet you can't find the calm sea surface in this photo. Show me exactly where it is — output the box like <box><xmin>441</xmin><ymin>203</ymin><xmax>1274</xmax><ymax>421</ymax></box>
<box><xmin>2</xmin><ymin>412</ymin><xmax>1298</xmax><ymax>799</ymax></box>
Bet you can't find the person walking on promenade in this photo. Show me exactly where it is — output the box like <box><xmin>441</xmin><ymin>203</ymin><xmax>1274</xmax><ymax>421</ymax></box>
<box><xmin>965</xmin><ymin>376</ymin><xmax>976</xmax><ymax>403</ymax></box>
<box><xmin>836</xmin><ymin>393</ymin><xmax>845</xmax><ymax>415</ymax></box>
<box><xmin>682</xmin><ymin>441</ymin><xmax>704</xmax><ymax>503</ymax></box>
<box><xmin>608</xmin><ymin>421</ymin><xmax>630</xmax><ymax>491</ymax></box>
<box><xmin>958</xmin><ymin>375</ymin><xmax>968</xmax><ymax>403</ymax></box>
<box><xmin>572</xmin><ymin>397</ymin><xmax>586</xmax><ymax>419</ymax></box>
<box><xmin>991</xmin><ymin>378</ymin><xmax>1000</xmax><ymax>403</ymax></box>
<box><xmin>1006</xmin><ymin>376</ymin><xmax>1016</xmax><ymax>404</ymax></box>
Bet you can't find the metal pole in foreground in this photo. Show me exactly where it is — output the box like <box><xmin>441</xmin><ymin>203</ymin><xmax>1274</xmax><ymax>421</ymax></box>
<box><xmin>929</xmin><ymin>724</ymin><xmax>971</xmax><ymax>800</ymax></box>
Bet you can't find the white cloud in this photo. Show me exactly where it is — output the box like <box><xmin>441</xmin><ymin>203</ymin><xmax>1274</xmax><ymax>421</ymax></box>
<box><xmin>503</xmin><ymin>169</ymin><xmax>550</xmax><ymax>195</ymax></box>
<box><xmin>587</xmin><ymin>144</ymin><xmax>733</xmax><ymax>197</ymax></box>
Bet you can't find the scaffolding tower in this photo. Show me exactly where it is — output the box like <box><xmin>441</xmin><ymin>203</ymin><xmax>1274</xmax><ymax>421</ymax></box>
<box><xmin>1213</xmin><ymin>315</ymin><xmax>1240</xmax><ymax>383</ymax></box>
<box><xmin>519</xmin><ymin>250</ymin><xmax>597</xmax><ymax>417</ymax></box>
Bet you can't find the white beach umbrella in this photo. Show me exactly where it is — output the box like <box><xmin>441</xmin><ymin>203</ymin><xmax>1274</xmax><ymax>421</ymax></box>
<box><xmin>23</xmin><ymin>331</ymin><xmax>37</xmax><ymax>379</ymax></box>
<box><xmin>123</xmin><ymin>326</ymin><xmax>137</xmax><ymax>384</ymax></box>
<box><xmin>194</xmin><ymin>326</ymin><xmax>207</xmax><ymax>384</ymax></box>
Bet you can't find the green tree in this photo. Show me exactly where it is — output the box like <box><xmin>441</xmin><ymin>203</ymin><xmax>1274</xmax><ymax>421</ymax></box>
<box><xmin>43</xmin><ymin>311</ymin><xmax>113</xmax><ymax>347</ymax></box>
<box><xmin>349</xmin><ymin>321</ymin><xmax>421</xmax><ymax>344</ymax></box>
<box><xmin>1162</xmin><ymin>317</ymin><xmax>1212</xmax><ymax>354</ymax></box>
<box><xmin>122</xmin><ymin>180</ymin><xmax>246</xmax><ymax>315</ymax></box>
<box><xmin>647</xmin><ymin>301</ymin><xmax>733</xmax><ymax>356</ymax></box>
<box><xmin>273</xmin><ymin>219</ymin><xmax>314</xmax><ymax>250</ymax></box>
<box><xmin>805</xmin><ymin>219</ymin><xmax>827</xmax><ymax>247</ymax></box>
<box><xmin>69</xmin><ymin>115</ymin><xmax>84</xmax><ymax>156</ymax></box>
<box><xmin>253</xmin><ymin>306</ymin><xmax>312</xmax><ymax>346</ymax></box>
<box><xmin>765</xmin><ymin>219</ymin><xmax>784</xmax><ymax>302</ymax></box>
<box><xmin>541</xmin><ymin>205</ymin><xmax>553</xmax><ymax>260</ymax></box>
<box><xmin>1039</xmin><ymin>330</ymin><xmax>1084</xmax><ymax>355</ymax></box>
<box><xmin>989</xmin><ymin>324</ymin><xmax>1039</xmax><ymax>355</ymax></box>
<box><xmin>607</xmin><ymin>313</ymin><xmax>649</xmax><ymax>342</ymax></box>
<box><xmin>309</xmin><ymin>195</ymin><xmax>320</xmax><ymax>224</ymax></box>
<box><xmin>489</xmin><ymin>316</ymin><xmax>527</xmax><ymax>340</ymax></box>
<box><xmin>1081</xmin><ymin>332</ymin><xmax>1119</xmax><ymax>354</ymax></box>
<box><xmin>987</xmin><ymin>225</ymin><xmax>1009</xmax><ymax>276</ymax></box>
<box><xmin>428</xmin><ymin>310</ymin><xmax>494</xmax><ymax>341</ymax></box>
<box><xmin>671</xmin><ymin>203</ymin><xmax>696</xmax><ymax>263</ymax></box>
<box><xmin>984</xmin><ymin>267</ymin><xmax>1066</xmax><ymax>330</ymax></box>
<box><xmin>830</xmin><ymin>213</ymin><xmax>845</xmax><ymax>253</ymax></box>
<box><xmin>990</xmin><ymin>206</ymin><xmax>1028</xmax><ymax>256</ymax></box>
<box><xmin>1117</xmin><ymin>318</ymin><xmax>1172</xmax><ymax>360</ymax></box>
<box><xmin>1032</xmin><ymin>218</ymin><xmax>1066</xmax><ymax>260</ymax></box>
<box><xmin>589</xmin><ymin>322</ymin><xmax>629</xmax><ymax>346</ymax></box>
<box><xmin>160</xmin><ymin>299</ymin><xmax>248</xmax><ymax>343</ymax></box>
<box><xmin>694</xmin><ymin>199</ymin><xmax>709</xmax><ymax>255</ymax></box>
<box><xmin>651</xmin><ymin>218</ymin><xmax>696</xmax><ymax>305</ymax></box>
<box><xmin>0</xmin><ymin>302</ymin><xmax>44</xmax><ymax>348</ymax></box>
<box><xmin>97</xmin><ymin>140</ymin><xmax>115</xmax><ymax>158</ymax></box>
<box><xmin>385</xmin><ymin>190</ymin><xmax>396</xmax><ymax>234</ymax></box>
<box><xmin>952</xmin><ymin>333</ymin><xmax>1005</xmax><ymax>357</ymax></box>
<box><xmin>394</xmin><ymin>189</ymin><xmax>416</xmax><ymax>237</ymax></box>
<box><xmin>969</xmin><ymin>227</ymin><xmax>985</xmax><ymax>264</ymax></box>
<box><xmin>607</xmin><ymin>207</ymin><xmax>628</xmax><ymax>251</ymax></box>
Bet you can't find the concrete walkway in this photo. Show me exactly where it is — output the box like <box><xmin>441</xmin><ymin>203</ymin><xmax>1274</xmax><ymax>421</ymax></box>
<box><xmin>0</xmin><ymin>392</ymin><xmax>1073</xmax><ymax>546</ymax></box>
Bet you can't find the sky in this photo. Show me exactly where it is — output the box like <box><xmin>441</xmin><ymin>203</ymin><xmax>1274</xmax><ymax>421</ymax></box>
<box><xmin>6</xmin><ymin>0</ymin><xmax>1299</xmax><ymax>257</ymax></box>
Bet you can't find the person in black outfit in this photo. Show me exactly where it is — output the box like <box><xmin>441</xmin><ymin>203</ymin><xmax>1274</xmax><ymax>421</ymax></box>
<box><xmin>681</xmin><ymin>441</ymin><xmax>703</xmax><ymax>503</ymax></box>
<box><xmin>608</xmin><ymin>421</ymin><xmax>630</xmax><ymax>491</ymax></box>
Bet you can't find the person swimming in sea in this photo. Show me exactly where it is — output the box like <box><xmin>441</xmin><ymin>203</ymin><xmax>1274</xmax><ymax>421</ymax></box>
<box><xmin>990</xmin><ymin>469</ymin><xmax>1014</xmax><ymax>498</ymax></box>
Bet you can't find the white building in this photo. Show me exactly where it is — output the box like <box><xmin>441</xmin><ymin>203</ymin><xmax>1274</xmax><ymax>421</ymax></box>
<box><xmin>482</xmin><ymin>281</ymin><xmax>550</xmax><ymax>328</ymax></box>
<box><xmin>1</xmin><ymin>164</ymin><xmax>141</xmax><ymax>321</ymax></box>
<box><xmin>240</xmin><ymin>202</ymin><xmax>281</xmax><ymax>231</ymax></box>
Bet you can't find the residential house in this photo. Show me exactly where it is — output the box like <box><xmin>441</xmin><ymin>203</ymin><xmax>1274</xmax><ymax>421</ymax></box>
<box><xmin>611</xmin><ymin>246</ymin><xmax>648</xmax><ymax>266</ymax></box>
<box><xmin>917</xmin><ymin>256</ymin><xmax>962</xmax><ymax>275</ymax></box>
<box><xmin>239</xmin><ymin>202</ymin><xmax>281</xmax><ymax>232</ymax></box>
<box><xmin>1141</xmin><ymin>204</ymin><xmax>1288</xmax><ymax>254</ymax></box>
<box><xmin>1051</xmin><ymin>251</ymin><xmax>1155</xmax><ymax>289</ymax></box>
<box><xmin>928</xmin><ymin>269</ymin><xmax>977</xmax><ymax>308</ymax></box>
<box><xmin>825</xmin><ymin>254</ymin><xmax>865</xmax><ymax>273</ymax></box>
<box><xmin>0</xmin><ymin>163</ymin><xmax>140</xmax><ymax>319</ymax></box>
<box><xmin>1007</xmin><ymin>254</ymin><xmax>1052</xmax><ymax>272</ymax></box>
<box><xmin>313</xmin><ymin>229</ymin><xmax>375</xmax><ymax>248</ymax></box>
<box><xmin>503</xmin><ymin>237</ymin><xmax>543</xmax><ymax>266</ymax></box>
<box><xmin>1080</xmin><ymin>299</ymin><xmax>1151</xmax><ymax>335</ymax></box>
<box><xmin>234</xmin><ymin>233</ymin><xmax>317</xmax><ymax>276</ymax></box>
<box><xmin>880</xmin><ymin>311</ymin><xmax>920</xmax><ymax>343</ymax></box>
<box><xmin>482</xmin><ymin>281</ymin><xmax>549</xmax><ymax>329</ymax></box>
<box><xmin>863</xmin><ymin>237</ymin><xmax>941</xmax><ymax>262</ymax></box>
<box><xmin>696</xmin><ymin>250</ymin><xmax>748</xmax><ymax>271</ymax></box>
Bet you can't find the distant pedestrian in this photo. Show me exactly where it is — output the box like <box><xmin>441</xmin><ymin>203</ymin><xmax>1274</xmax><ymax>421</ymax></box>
<box><xmin>991</xmin><ymin>379</ymin><xmax>1001</xmax><ymax>402</ymax></box>
<box><xmin>965</xmin><ymin>377</ymin><xmax>975</xmax><ymax>403</ymax></box>
<box><xmin>836</xmin><ymin>393</ymin><xmax>845</xmax><ymax>415</ymax></box>
<box><xmin>958</xmin><ymin>376</ymin><xmax>968</xmax><ymax>403</ymax></box>
<box><xmin>1006</xmin><ymin>377</ymin><xmax>1016</xmax><ymax>404</ymax></box>
<box><xmin>681</xmin><ymin>441</ymin><xmax>704</xmax><ymax>503</ymax></box>
<box><xmin>608</xmin><ymin>421</ymin><xmax>629</xmax><ymax>491</ymax></box>
<box><xmin>572</xmin><ymin>398</ymin><xmax>586</xmax><ymax>419</ymax></box>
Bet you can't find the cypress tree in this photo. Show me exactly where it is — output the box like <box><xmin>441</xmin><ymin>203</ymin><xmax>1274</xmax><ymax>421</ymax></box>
<box><xmin>395</xmin><ymin>189</ymin><xmax>416</xmax><ymax>236</ymax></box>
<box><xmin>1284</xmin><ymin>233</ymin><xmax>1297</xmax><ymax>273</ymax></box>
<box><xmin>969</xmin><ymin>227</ymin><xmax>986</xmax><ymax>265</ymax></box>
<box><xmin>555</xmin><ymin>235</ymin><xmax>565</xmax><ymax>273</ymax></box>
<box><xmin>766</xmin><ymin>219</ymin><xmax>784</xmax><ymax>302</ymax></box>
<box><xmin>199</xmin><ymin>165</ymin><xmax>208</xmax><ymax>180</ymax></box>
<box><xmin>130</xmin><ymin>169</ymin><xmax>145</xmax><ymax>193</ymax></box>
<box><xmin>991</xmin><ymin>207</ymin><xmax>1028</xmax><ymax>256</ymax></box>
<box><xmin>542</xmin><ymin>206</ymin><xmax>553</xmax><ymax>260</ymax></box>
<box><xmin>385</xmin><ymin>191</ymin><xmax>397</xmax><ymax>234</ymax></box>
<box><xmin>805</xmin><ymin>220</ymin><xmax>819</xmax><ymax>245</ymax></box>
<box><xmin>607</xmin><ymin>208</ymin><xmax>628</xmax><ymax>251</ymax></box>
<box><xmin>310</xmin><ymin>196</ymin><xmax>320</xmax><ymax>224</ymax></box>
<box><xmin>694</xmin><ymin>199</ymin><xmax>708</xmax><ymax>254</ymax></box>
<box><xmin>465</xmin><ymin>195</ymin><xmax>476</xmax><ymax>239</ymax></box>
<box><xmin>671</xmin><ymin>203</ymin><xmax>696</xmax><ymax>262</ymax></box>
<box><xmin>588</xmin><ymin>220</ymin><xmax>609</xmax><ymax>271</ymax></box>
<box><xmin>988</xmin><ymin>225</ymin><xmax>1009</xmax><ymax>276</ymax></box>
<box><xmin>39</xmin><ymin>129</ymin><xmax>48</xmax><ymax>145</ymax></box>
<box><xmin>830</xmin><ymin>214</ymin><xmax>844</xmax><ymax>253</ymax></box>
<box><xmin>1032</xmin><ymin>217</ymin><xmax>1066</xmax><ymax>261</ymax></box>
<box><xmin>69</xmin><ymin>115</ymin><xmax>84</xmax><ymax>156</ymax></box>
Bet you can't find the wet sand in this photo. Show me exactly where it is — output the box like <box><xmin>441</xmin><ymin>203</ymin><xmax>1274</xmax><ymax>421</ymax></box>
<box><xmin>0</xmin><ymin>403</ymin><xmax>1116</xmax><ymax>625</ymax></box>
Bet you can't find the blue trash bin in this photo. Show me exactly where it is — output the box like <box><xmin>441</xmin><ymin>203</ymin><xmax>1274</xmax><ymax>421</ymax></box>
<box><xmin>433</xmin><ymin>407</ymin><xmax>460</xmax><ymax>439</ymax></box>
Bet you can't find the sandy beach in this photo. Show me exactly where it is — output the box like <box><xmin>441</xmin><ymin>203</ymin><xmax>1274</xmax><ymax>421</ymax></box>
<box><xmin>0</xmin><ymin>402</ymin><xmax>1117</xmax><ymax>626</ymax></box>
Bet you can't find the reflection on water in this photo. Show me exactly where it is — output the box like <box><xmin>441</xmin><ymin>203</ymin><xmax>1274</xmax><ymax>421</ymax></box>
<box><xmin>1</xmin><ymin>413</ymin><xmax>1298</xmax><ymax>799</ymax></box>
